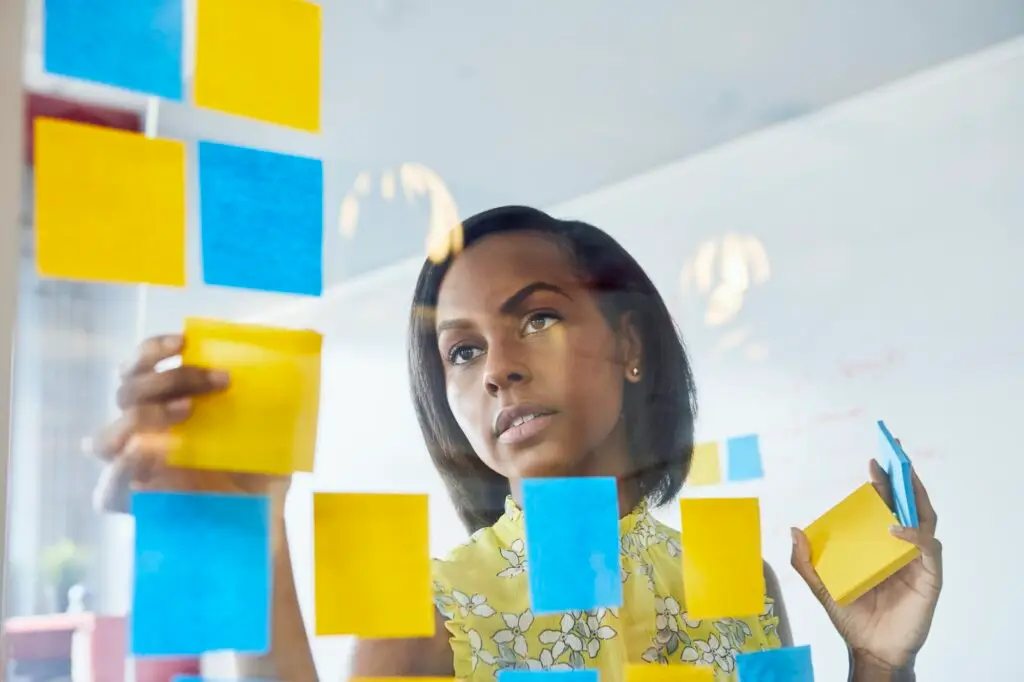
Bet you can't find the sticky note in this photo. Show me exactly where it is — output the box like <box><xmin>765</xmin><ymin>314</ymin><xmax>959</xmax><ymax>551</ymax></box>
<box><xmin>680</xmin><ymin>497</ymin><xmax>764</xmax><ymax>619</ymax></box>
<box><xmin>726</xmin><ymin>434</ymin><xmax>764</xmax><ymax>482</ymax></box>
<box><xmin>624</xmin><ymin>664</ymin><xmax>714</xmax><ymax>682</ymax></box>
<box><xmin>44</xmin><ymin>0</ymin><xmax>183</xmax><ymax>100</ymax></box>
<box><xmin>131</xmin><ymin>491</ymin><xmax>271</xmax><ymax>656</ymax></box>
<box><xmin>314</xmin><ymin>493</ymin><xmax>433</xmax><ymax>637</ymax></box>
<box><xmin>522</xmin><ymin>477</ymin><xmax>622</xmax><ymax>614</ymax></box>
<box><xmin>803</xmin><ymin>483</ymin><xmax>920</xmax><ymax>606</ymax></box>
<box><xmin>499</xmin><ymin>671</ymin><xmax>598</xmax><ymax>682</ymax></box>
<box><xmin>34</xmin><ymin>118</ymin><xmax>186</xmax><ymax>286</ymax></box>
<box><xmin>170</xmin><ymin>318</ymin><xmax>322</xmax><ymax>475</ymax></box>
<box><xmin>877</xmin><ymin>420</ymin><xmax>918</xmax><ymax>528</ymax></box>
<box><xmin>198</xmin><ymin>141</ymin><xmax>324</xmax><ymax>296</ymax></box>
<box><xmin>687</xmin><ymin>442</ymin><xmax>722</xmax><ymax>486</ymax></box>
<box><xmin>194</xmin><ymin>0</ymin><xmax>321</xmax><ymax>131</ymax></box>
<box><xmin>736</xmin><ymin>645</ymin><xmax>815</xmax><ymax>680</ymax></box>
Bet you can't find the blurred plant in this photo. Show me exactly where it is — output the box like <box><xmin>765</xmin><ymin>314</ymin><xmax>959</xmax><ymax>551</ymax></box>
<box><xmin>40</xmin><ymin>538</ymin><xmax>90</xmax><ymax>592</ymax></box>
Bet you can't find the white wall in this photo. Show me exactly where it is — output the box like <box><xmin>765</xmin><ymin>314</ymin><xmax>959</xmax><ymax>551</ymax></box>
<box><xmin>266</xmin><ymin>37</ymin><xmax>1024</xmax><ymax>680</ymax></box>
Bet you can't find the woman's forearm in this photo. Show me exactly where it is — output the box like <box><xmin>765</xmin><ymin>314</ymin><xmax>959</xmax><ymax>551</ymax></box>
<box><xmin>849</xmin><ymin>650</ymin><xmax>916</xmax><ymax>682</ymax></box>
<box><xmin>234</xmin><ymin>518</ymin><xmax>318</xmax><ymax>682</ymax></box>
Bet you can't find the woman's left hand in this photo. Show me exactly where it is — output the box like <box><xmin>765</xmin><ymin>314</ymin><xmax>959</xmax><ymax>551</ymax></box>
<box><xmin>790</xmin><ymin>450</ymin><xmax>943</xmax><ymax>672</ymax></box>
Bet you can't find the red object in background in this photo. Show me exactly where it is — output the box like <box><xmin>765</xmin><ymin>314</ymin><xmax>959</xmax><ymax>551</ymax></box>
<box><xmin>23</xmin><ymin>93</ymin><xmax>143</xmax><ymax>165</ymax></box>
<box><xmin>3</xmin><ymin>613</ymin><xmax>199</xmax><ymax>682</ymax></box>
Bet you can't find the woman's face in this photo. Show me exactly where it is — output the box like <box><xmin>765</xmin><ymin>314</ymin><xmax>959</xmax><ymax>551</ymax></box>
<box><xmin>435</xmin><ymin>231</ymin><xmax>642</xmax><ymax>481</ymax></box>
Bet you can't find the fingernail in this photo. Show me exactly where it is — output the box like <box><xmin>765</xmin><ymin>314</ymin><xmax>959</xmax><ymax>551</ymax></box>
<box><xmin>208</xmin><ymin>370</ymin><xmax>230</xmax><ymax>388</ymax></box>
<box><xmin>889</xmin><ymin>524</ymin><xmax>902</xmax><ymax>535</ymax></box>
<box><xmin>166</xmin><ymin>398</ymin><xmax>191</xmax><ymax>415</ymax></box>
<box><xmin>790</xmin><ymin>527</ymin><xmax>799</xmax><ymax>545</ymax></box>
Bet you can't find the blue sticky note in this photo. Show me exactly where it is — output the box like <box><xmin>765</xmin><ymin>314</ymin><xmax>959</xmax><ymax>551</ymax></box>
<box><xmin>737</xmin><ymin>645</ymin><xmax>814</xmax><ymax>680</ymax></box>
<box><xmin>877</xmin><ymin>420</ymin><xmax>918</xmax><ymax>528</ymax></box>
<box><xmin>131</xmin><ymin>491</ymin><xmax>271</xmax><ymax>656</ymax></box>
<box><xmin>44</xmin><ymin>0</ymin><xmax>183</xmax><ymax>100</ymax></box>
<box><xmin>522</xmin><ymin>477</ymin><xmax>622</xmax><ymax>614</ymax></box>
<box><xmin>727</xmin><ymin>434</ymin><xmax>764</xmax><ymax>482</ymax></box>
<box><xmin>499</xmin><ymin>670</ymin><xmax>598</xmax><ymax>682</ymax></box>
<box><xmin>198</xmin><ymin>141</ymin><xmax>324</xmax><ymax>296</ymax></box>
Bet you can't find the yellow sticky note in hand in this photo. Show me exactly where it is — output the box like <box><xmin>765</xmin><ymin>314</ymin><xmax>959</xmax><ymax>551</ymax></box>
<box><xmin>195</xmin><ymin>0</ymin><xmax>321</xmax><ymax>132</ymax></box>
<box><xmin>170</xmin><ymin>318</ymin><xmax>322</xmax><ymax>475</ymax></box>
<box><xmin>625</xmin><ymin>663</ymin><xmax>714</xmax><ymax>682</ymax></box>
<box><xmin>314</xmin><ymin>493</ymin><xmax>434</xmax><ymax>638</ymax></box>
<box><xmin>34</xmin><ymin>118</ymin><xmax>186</xmax><ymax>286</ymax></box>
<box><xmin>804</xmin><ymin>482</ymin><xmax>920</xmax><ymax>607</ymax></box>
<box><xmin>687</xmin><ymin>442</ymin><xmax>722</xmax><ymax>486</ymax></box>
<box><xmin>680</xmin><ymin>497</ymin><xmax>764</xmax><ymax>619</ymax></box>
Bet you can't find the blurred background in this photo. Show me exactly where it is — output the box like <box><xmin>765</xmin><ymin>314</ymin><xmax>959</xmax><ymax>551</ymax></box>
<box><xmin>3</xmin><ymin>0</ymin><xmax>1024</xmax><ymax>679</ymax></box>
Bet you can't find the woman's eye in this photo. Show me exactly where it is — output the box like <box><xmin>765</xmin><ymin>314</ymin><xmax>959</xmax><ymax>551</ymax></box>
<box><xmin>524</xmin><ymin>313</ymin><xmax>561</xmax><ymax>335</ymax></box>
<box><xmin>449</xmin><ymin>345</ymin><xmax>483</xmax><ymax>365</ymax></box>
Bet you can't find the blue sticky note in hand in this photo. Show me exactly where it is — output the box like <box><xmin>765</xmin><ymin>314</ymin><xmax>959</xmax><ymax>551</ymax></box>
<box><xmin>727</xmin><ymin>434</ymin><xmax>764</xmax><ymax>482</ymax></box>
<box><xmin>736</xmin><ymin>645</ymin><xmax>815</xmax><ymax>680</ymax></box>
<box><xmin>198</xmin><ymin>141</ymin><xmax>324</xmax><ymax>296</ymax></box>
<box><xmin>877</xmin><ymin>420</ymin><xmax>918</xmax><ymax>528</ymax></box>
<box><xmin>522</xmin><ymin>477</ymin><xmax>622</xmax><ymax>614</ymax></box>
<box><xmin>44</xmin><ymin>0</ymin><xmax>183</xmax><ymax>100</ymax></box>
<box><xmin>131</xmin><ymin>491</ymin><xmax>271</xmax><ymax>656</ymax></box>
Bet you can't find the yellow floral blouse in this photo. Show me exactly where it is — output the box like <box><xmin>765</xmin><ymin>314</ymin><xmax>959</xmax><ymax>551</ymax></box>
<box><xmin>432</xmin><ymin>497</ymin><xmax>781</xmax><ymax>682</ymax></box>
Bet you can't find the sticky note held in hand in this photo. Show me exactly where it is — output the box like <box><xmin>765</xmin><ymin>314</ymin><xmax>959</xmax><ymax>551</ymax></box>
<box><xmin>170</xmin><ymin>318</ymin><xmax>322</xmax><ymax>475</ymax></box>
<box><xmin>131</xmin><ymin>491</ymin><xmax>271</xmax><ymax>656</ymax></box>
<box><xmin>877</xmin><ymin>420</ymin><xmax>918</xmax><ymax>528</ymax></box>
<box><xmin>680</xmin><ymin>497</ymin><xmax>764</xmax><ymax>619</ymax></box>
<box><xmin>195</xmin><ymin>0</ymin><xmax>321</xmax><ymax>131</ymax></box>
<box><xmin>522</xmin><ymin>477</ymin><xmax>623</xmax><ymax>614</ymax></box>
<box><xmin>314</xmin><ymin>493</ymin><xmax>434</xmax><ymax>637</ymax></box>
<box><xmin>803</xmin><ymin>482</ymin><xmax>920</xmax><ymax>607</ymax></box>
<box><xmin>34</xmin><ymin>118</ymin><xmax>186</xmax><ymax>286</ymax></box>
<box><xmin>624</xmin><ymin>663</ymin><xmax>714</xmax><ymax>682</ymax></box>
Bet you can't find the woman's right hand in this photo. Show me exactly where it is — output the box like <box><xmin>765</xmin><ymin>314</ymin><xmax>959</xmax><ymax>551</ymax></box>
<box><xmin>91</xmin><ymin>334</ymin><xmax>290</xmax><ymax>514</ymax></box>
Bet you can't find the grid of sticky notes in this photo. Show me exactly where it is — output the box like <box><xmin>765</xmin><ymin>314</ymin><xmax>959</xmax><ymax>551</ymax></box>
<box><xmin>37</xmin><ymin>0</ymin><xmax>324</xmax><ymax>296</ymax></box>
<box><xmin>688</xmin><ymin>433</ymin><xmax>764</xmax><ymax>486</ymax></box>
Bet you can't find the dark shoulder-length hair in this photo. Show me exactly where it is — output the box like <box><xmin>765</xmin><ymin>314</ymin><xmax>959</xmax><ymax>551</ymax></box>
<box><xmin>408</xmin><ymin>205</ymin><xmax>697</xmax><ymax>534</ymax></box>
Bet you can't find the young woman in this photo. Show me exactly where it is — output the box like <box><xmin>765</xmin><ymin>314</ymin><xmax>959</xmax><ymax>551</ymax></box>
<box><xmin>92</xmin><ymin>206</ymin><xmax>942</xmax><ymax>681</ymax></box>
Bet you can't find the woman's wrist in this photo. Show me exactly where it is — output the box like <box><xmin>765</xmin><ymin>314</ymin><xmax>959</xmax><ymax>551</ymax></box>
<box><xmin>849</xmin><ymin>650</ymin><xmax>916</xmax><ymax>682</ymax></box>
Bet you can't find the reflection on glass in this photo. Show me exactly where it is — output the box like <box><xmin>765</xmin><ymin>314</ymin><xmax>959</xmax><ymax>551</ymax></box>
<box><xmin>681</xmin><ymin>234</ymin><xmax>770</xmax><ymax>327</ymax></box>
<box><xmin>337</xmin><ymin>163</ymin><xmax>463</xmax><ymax>264</ymax></box>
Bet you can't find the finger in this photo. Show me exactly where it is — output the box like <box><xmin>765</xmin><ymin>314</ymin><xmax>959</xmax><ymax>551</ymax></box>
<box><xmin>116</xmin><ymin>365</ymin><xmax>229</xmax><ymax>409</ymax></box>
<box><xmin>869</xmin><ymin>459</ymin><xmax>894</xmax><ymax>511</ymax></box>
<box><xmin>120</xmin><ymin>335</ymin><xmax>184</xmax><ymax>378</ymax></box>
<box><xmin>890</xmin><ymin>526</ymin><xmax>943</xmax><ymax>583</ymax></box>
<box><xmin>92</xmin><ymin>459</ymin><xmax>135</xmax><ymax>514</ymax></box>
<box><xmin>790</xmin><ymin>527</ymin><xmax>838</xmax><ymax>615</ymax></box>
<box><xmin>909</xmin><ymin>465</ymin><xmax>938</xmax><ymax>535</ymax></box>
<box><xmin>90</xmin><ymin>400</ymin><xmax>194</xmax><ymax>460</ymax></box>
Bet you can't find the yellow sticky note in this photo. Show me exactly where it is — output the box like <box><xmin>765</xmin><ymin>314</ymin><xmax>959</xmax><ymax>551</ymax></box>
<box><xmin>195</xmin><ymin>0</ymin><xmax>321</xmax><ymax>131</ymax></box>
<box><xmin>314</xmin><ymin>493</ymin><xmax>434</xmax><ymax>637</ymax></box>
<box><xmin>804</xmin><ymin>482</ymin><xmax>920</xmax><ymax>607</ymax></box>
<box><xmin>680</xmin><ymin>497</ymin><xmax>764</xmax><ymax>619</ymax></box>
<box><xmin>34</xmin><ymin>118</ymin><xmax>185</xmax><ymax>286</ymax></box>
<box><xmin>687</xmin><ymin>442</ymin><xmax>722</xmax><ymax>486</ymax></box>
<box><xmin>170</xmin><ymin>318</ymin><xmax>322</xmax><ymax>475</ymax></box>
<box><xmin>625</xmin><ymin>664</ymin><xmax>714</xmax><ymax>682</ymax></box>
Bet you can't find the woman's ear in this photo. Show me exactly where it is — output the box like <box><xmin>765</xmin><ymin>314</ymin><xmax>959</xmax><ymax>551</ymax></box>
<box><xmin>617</xmin><ymin>312</ymin><xmax>643</xmax><ymax>383</ymax></box>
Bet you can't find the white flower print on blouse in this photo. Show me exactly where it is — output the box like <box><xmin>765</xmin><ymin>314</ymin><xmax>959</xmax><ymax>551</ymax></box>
<box><xmin>451</xmin><ymin>591</ymin><xmax>496</xmax><ymax>619</ymax></box>
<box><xmin>465</xmin><ymin>629</ymin><xmax>497</xmax><ymax>672</ymax></box>
<box><xmin>526</xmin><ymin>649</ymin><xmax>574</xmax><ymax>672</ymax></box>
<box><xmin>681</xmin><ymin>633</ymin><xmax>737</xmax><ymax>673</ymax></box>
<box><xmin>497</xmin><ymin>538</ymin><xmax>527</xmax><ymax>578</ymax></box>
<box><xmin>493</xmin><ymin>610</ymin><xmax>535</xmax><ymax>658</ymax></box>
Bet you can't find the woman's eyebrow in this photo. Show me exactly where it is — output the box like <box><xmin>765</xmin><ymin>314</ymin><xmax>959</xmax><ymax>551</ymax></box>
<box><xmin>435</xmin><ymin>282</ymin><xmax>572</xmax><ymax>334</ymax></box>
<box><xmin>498</xmin><ymin>281</ymin><xmax>572</xmax><ymax>315</ymax></box>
